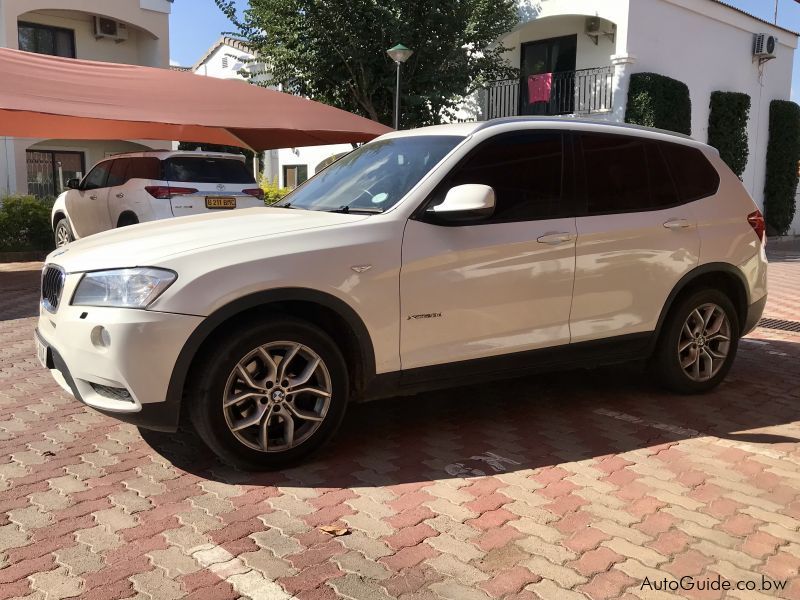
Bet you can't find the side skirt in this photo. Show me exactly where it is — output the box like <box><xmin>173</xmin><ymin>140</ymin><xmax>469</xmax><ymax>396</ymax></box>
<box><xmin>361</xmin><ymin>332</ymin><xmax>653</xmax><ymax>402</ymax></box>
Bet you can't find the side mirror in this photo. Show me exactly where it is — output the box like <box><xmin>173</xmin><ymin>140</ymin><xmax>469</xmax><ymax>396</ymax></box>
<box><xmin>427</xmin><ymin>184</ymin><xmax>496</xmax><ymax>222</ymax></box>
<box><xmin>66</xmin><ymin>178</ymin><xmax>80</xmax><ymax>190</ymax></box>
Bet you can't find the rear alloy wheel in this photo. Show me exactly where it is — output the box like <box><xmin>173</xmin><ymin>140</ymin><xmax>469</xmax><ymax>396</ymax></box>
<box><xmin>677</xmin><ymin>303</ymin><xmax>732</xmax><ymax>382</ymax></box>
<box><xmin>188</xmin><ymin>318</ymin><xmax>348</xmax><ymax>469</ymax></box>
<box><xmin>651</xmin><ymin>289</ymin><xmax>739</xmax><ymax>394</ymax></box>
<box><xmin>54</xmin><ymin>218</ymin><xmax>73</xmax><ymax>247</ymax></box>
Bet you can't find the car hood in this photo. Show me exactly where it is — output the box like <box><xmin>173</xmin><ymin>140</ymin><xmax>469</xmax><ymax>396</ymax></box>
<box><xmin>48</xmin><ymin>207</ymin><xmax>367</xmax><ymax>272</ymax></box>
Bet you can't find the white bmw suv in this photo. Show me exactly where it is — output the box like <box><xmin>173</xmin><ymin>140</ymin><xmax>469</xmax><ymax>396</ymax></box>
<box><xmin>51</xmin><ymin>150</ymin><xmax>264</xmax><ymax>247</ymax></box>
<box><xmin>36</xmin><ymin>118</ymin><xmax>768</xmax><ymax>469</ymax></box>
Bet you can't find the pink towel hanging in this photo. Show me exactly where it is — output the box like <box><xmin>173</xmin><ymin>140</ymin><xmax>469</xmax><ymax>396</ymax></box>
<box><xmin>527</xmin><ymin>73</ymin><xmax>553</xmax><ymax>104</ymax></box>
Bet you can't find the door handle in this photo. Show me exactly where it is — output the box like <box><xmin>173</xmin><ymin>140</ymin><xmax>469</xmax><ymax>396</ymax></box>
<box><xmin>115</xmin><ymin>193</ymin><xmax>124</xmax><ymax>199</ymax></box>
<box><xmin>537</xmin><ymin>232</ymin><xmax>576</xmax><ymax>245</ymax></box>
<box><xmin>89</xmin><ymin>195</ymin><xmax>97</xmax><ymax>200</ymax></box>
<box><xmin>663</xmin><ymin>219</ymin><xmax>691</xmax><ymax>230</ymax></box>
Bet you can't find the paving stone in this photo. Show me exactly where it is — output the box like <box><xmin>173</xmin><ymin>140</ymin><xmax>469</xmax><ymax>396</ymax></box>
<box><xmin>147</xmin><ymin>546</ymin><xmax>201</xmax><ymax>577</ymax></box>
<box><xmin>29</xmin><ymin>566</ymin><xmax>82</xmax><ymax>599</ymax></box>
<box><xmin>328</xmin><ymin>572</ymin><xmax>394</xmax><ymax>600</ymax></box>
<box><xmin>54</xmin><ymin>543</ymin><xmax>105</xmax><ymax>575</ymax></box>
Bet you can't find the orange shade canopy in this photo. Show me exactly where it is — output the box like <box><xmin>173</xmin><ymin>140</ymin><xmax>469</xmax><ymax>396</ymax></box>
<box><xmin>0</xmin><ymin>48</ymin><xmax>392</xmax><ymax>150</ymax></box>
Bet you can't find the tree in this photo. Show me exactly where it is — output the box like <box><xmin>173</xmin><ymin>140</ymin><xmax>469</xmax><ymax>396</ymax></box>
<box><xmin>215</xmin><ymin>0</ymin><xmax>518</xmax><ymax>128</ymax></box>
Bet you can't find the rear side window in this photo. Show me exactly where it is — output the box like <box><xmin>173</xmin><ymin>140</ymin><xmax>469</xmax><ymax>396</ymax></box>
<box><xmin>439</xmin><ymin>131</ymin><xmax>565</xmax><ymax>222</ymax></box>
<box><xmin>165</xmin><ymin>157</ymin><xmax>255</xmax><ymax>184</ymax></box>
<box><xmin>127</xmin><ymin>157</ymin><xmax>161</xmax><ymax>181</ymax></box>
<box><xmin>579</xmin><ymin>133</ymin><xmax>679</xmax><ymax>214</ymax></box>
<box><xmin>106</xmin><ymin>159</ymin><xmax>128</xmax><ymax>187</ymax></box>
<box><xmin>660</xmin><ymin>143</ymin><xmax>720</xmax><ymax>202</ymax></box>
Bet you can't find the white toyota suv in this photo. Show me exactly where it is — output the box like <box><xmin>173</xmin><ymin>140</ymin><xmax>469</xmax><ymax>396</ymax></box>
<box><xmin>36</xmin><ymin>118</ymin><xmax>768</xmax><ymax>469</ymax></box>
<box><xmin>51</xmin><ymin>150</ymin><xmax>264</xmax><ymax>247</ymax></box>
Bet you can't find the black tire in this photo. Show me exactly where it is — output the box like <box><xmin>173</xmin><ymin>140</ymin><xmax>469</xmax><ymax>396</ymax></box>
<box><xmin>117</xmin><ymin>213</ymin><xmax>139</xmax><ymax>228</ymax></box>
<box><xmin>54</xmin><ymin>218</ymin><xmax>73</xmax><ymax>247</ymax></box>
<box><xmin>651</xmin><ymin>289</ymin><xmax>740</xmax><ymax>394</ymax></box>
<box><xmin>187</xmin><ymin>317</ymin><xmax>349</xmax><ymax>470</ymax></box>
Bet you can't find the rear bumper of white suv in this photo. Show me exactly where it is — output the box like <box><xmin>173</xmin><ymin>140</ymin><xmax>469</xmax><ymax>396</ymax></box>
<box><xmin>36</xmin><ymin>300</ymin><xmax>202</xmax><ymax>431</ymax></box>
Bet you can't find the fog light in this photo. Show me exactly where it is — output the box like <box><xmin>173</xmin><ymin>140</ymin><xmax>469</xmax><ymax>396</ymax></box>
<box><xmin>89</xmin><ymin>383</ymin><xmax>132</xmax><ymax>403</ymax></box>
<box><xmin>90</xmin><ymin>326</ymin><xmax>111</xmax><ymax>348</ymax></box>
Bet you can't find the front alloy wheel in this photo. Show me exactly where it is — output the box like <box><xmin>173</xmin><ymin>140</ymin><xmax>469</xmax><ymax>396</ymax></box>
<box><xmin>223</xmin><ymin>342</ymin><xmax>332</xmax><ymax>452</ymax></box>
<box><xmin>188</xmin><ymin>318</ymin><xmax>348</xmax><ymax>470</ymax></box>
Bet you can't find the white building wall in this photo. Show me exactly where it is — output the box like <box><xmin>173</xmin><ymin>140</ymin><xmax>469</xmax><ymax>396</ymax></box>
<box><xmin>626</xmin><ymin>0</ymin><xmax>796</xmax><ymax>230</ymax></box>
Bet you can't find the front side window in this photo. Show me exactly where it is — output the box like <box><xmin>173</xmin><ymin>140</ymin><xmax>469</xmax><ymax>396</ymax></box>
<box><xmin>278</xmin><ymin>136</ymin><xmax>464</xmax><ymax>213</ymax></box>
<box><xmin>165</xmin><ymin>157</ymin><xmax>255</xmax><ymax>184</ymax></box>
<box><xmin>18</xmin><ymin>22</ymin><xmax>75</xmax><ymax>58</ymax></box>
<box><xmin>82</xmin><ymin>162</ymin><xmax>112</xmax><ymax>190</ymax></box>
<box><xmin>430</xmin><ymin>131</ymin><xmax>565</xmax><ymax>222</ymax></box>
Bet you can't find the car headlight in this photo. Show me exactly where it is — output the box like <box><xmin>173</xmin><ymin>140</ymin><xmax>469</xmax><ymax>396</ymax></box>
<box><xmin>72</xmin><ymin>268</ymin><xmax>177</xmax><ymax>309</ymax></box>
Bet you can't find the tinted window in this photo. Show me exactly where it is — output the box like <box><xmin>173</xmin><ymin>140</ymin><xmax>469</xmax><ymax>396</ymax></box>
<box><xmin>127</xmin><ymin>158</ymin><xmax>160</xmax><ymax>181</ymax></box>
<box><xmin>580</xmin><ymin>134</ymin><xmax>679</xmax><ymax>214</ymax></box>
<box><xmin>436</xmin><ymin>131</ymin><xmax>564</xmax><ymax>222</ymax></box>
<box><xmin>18</xmin><ymin>22</ymin><xmax>75</xmax><ymax>58</ymax></box>
<box><xmin>660</xmin><ymin>143</ymin><xmax>720</xmax><ymax>202</ymax></box>
<box><xmin>106</xmin><ymin>160</ymin><xmax>128</xmax><ymax>187</ymax></box>
<box><xmin>82</xmin><ymin>162</ymin><xmax>112</xmax><ymax>190</ymax></box>
<box><xmin>165</xmin><ymin>157</ymin><xmax>255</xmax><ymax>184</ymax></box>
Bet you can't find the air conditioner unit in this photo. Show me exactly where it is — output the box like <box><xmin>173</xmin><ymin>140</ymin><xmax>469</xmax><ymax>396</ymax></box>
<box><xmin>753</xmin><ymin>33</ymin><xmax>777</xmax><ymax>59</ymax></box>
<box><xmin>94</xmin><ymin>17</ymin><xmax>129</xmax><ymax>41</ymax></box>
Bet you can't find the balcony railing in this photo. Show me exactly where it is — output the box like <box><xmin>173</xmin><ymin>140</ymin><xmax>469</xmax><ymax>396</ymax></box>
<box><xmin>485</xmin><ymin>66</ymin><xmax>614</xmax><ymax>119</ymax></box>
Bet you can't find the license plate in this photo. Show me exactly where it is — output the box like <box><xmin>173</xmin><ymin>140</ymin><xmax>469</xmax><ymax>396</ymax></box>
<box><xmin>35</xmin><ymin>334</ymin><xmax>48</xmax><ymax>369</ymax></box>
<box><xmin>206</xmin><ymin>196</ymin><xmax>236</xmax><ymax>209</ymax></box>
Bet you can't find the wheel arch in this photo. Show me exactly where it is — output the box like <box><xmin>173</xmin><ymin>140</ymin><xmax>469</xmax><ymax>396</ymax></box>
<box><xmin>52</xmin><ymin>210</ymin><xmax>69</xmax><ymax>231</ymax></box>
<box><xmin>117</xmin><ymin>211</ymin><xmax>139</xmax><ymax>227</ymax></box>
<box><xmin>164</xmin><ymin>288</ymin><xmax>377</xmax><ymax>428</ymax></box>
<box><xmin>651</xmin><ymin>263</ymin><xmax>750</xmax><ymax>350</ymax></box>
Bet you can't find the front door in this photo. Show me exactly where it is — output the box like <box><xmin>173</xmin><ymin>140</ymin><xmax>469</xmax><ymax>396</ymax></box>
<box><xmin>66</xmin><ymin>160</ymin><xmax>113</xmax><ymax>238</ymax></box>
<box><xmin>400</xmin><ymin>131</ymin><xmax>576</xmax><ymax>372</ymax></box>
<box><xmin>520</xmin><ymin>35</ymin><xmax>577</xmax><ymax>115</ymax></box>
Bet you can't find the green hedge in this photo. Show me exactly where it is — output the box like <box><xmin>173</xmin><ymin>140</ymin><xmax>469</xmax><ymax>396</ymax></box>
<box><xmin>625</xmin><ymin>72</ymin><xmax>692</xmax><ymax>135</ymax></box>
<box><xmin>0</xmin><ymin>196</ymin><xmax>54</xmax><ymax>252</ymax></box>
<box><xmin>708</xmin><ymin>91</ymin><xmax>750</xmax><ymax>178</ymax></box>
<box><xmin>764</xmin><ymin>100</ymin><xmax>800</xmax><ymax>235</ymax></box>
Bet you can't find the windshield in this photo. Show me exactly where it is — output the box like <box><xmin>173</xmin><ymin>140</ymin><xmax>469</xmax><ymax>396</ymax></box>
<box><xmin>277</xmin><ymin>135</ymin><xmax>464</xmax><ymax>213</ymax></box>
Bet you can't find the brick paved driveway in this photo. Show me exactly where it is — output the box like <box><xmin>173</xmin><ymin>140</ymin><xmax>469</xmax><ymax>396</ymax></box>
<box><xmin>1</xmin><ymin>251</ymin><xmax>799</xmax><ymax>600</ymax></box>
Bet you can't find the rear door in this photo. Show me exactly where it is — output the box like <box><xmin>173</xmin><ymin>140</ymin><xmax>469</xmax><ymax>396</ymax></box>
<box><xmin>570</xmin><ymin>132</ymin><xmax>701</xmax><ymax>343</ymax></box>
<box><xmin>164</xmin><ymin>155</ymin><xmax>262</xmax><ymax>216</ymax></box>
<box><xmin>108</xmin><ymin>157</ymin><xmax>163</xmax><ymax>225</ymax></box>
<box><xmin>66</xmin><ymin>160</ymin><xmax>113</xmax><ymax>238</ymax></box>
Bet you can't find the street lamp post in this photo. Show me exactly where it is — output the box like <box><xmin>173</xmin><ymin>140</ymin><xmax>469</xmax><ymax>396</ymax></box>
<box><xmin>386</xmin><ymin>43</ymin><xmax>413</xmax><ymax>129</ymax></box>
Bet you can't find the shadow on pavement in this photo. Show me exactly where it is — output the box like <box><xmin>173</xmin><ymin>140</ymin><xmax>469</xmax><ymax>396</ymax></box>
<box><xmin>138</xmin><ymin>335</ymin><xmax>800</xmax><ymax>488</ymax></box>
<box><xmin>0</xmin><ymin>264</ymin><xmax>41</xmax><ymax>321</ymax></box>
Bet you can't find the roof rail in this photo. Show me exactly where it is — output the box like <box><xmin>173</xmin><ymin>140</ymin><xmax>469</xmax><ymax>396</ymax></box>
<box><xmin>473</xmin><ymin>116</ymin><xmax>694</xmax><ymax>140</ymax></box>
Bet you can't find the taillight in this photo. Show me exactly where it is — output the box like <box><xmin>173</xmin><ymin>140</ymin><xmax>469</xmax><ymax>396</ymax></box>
<box><xmin>747</xmin><ymin>209</ymin><xmax>766</xmax><ymax>243</ymax></box>
<box><xmin>145</xmin><ymin>186</ymin><xmax>198</xmax><ymax>199</ymax></box>
<box><xmin>243</xmin><ymin>188</ymin><xmax>265</xmax><ymax>200</ymax></box>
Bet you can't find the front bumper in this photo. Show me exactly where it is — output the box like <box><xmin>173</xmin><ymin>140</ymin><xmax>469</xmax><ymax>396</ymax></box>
<box><xmin>37</xmin><ymin>300</ymin><xmax>203</xmax><ymax>432</ymax></box>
